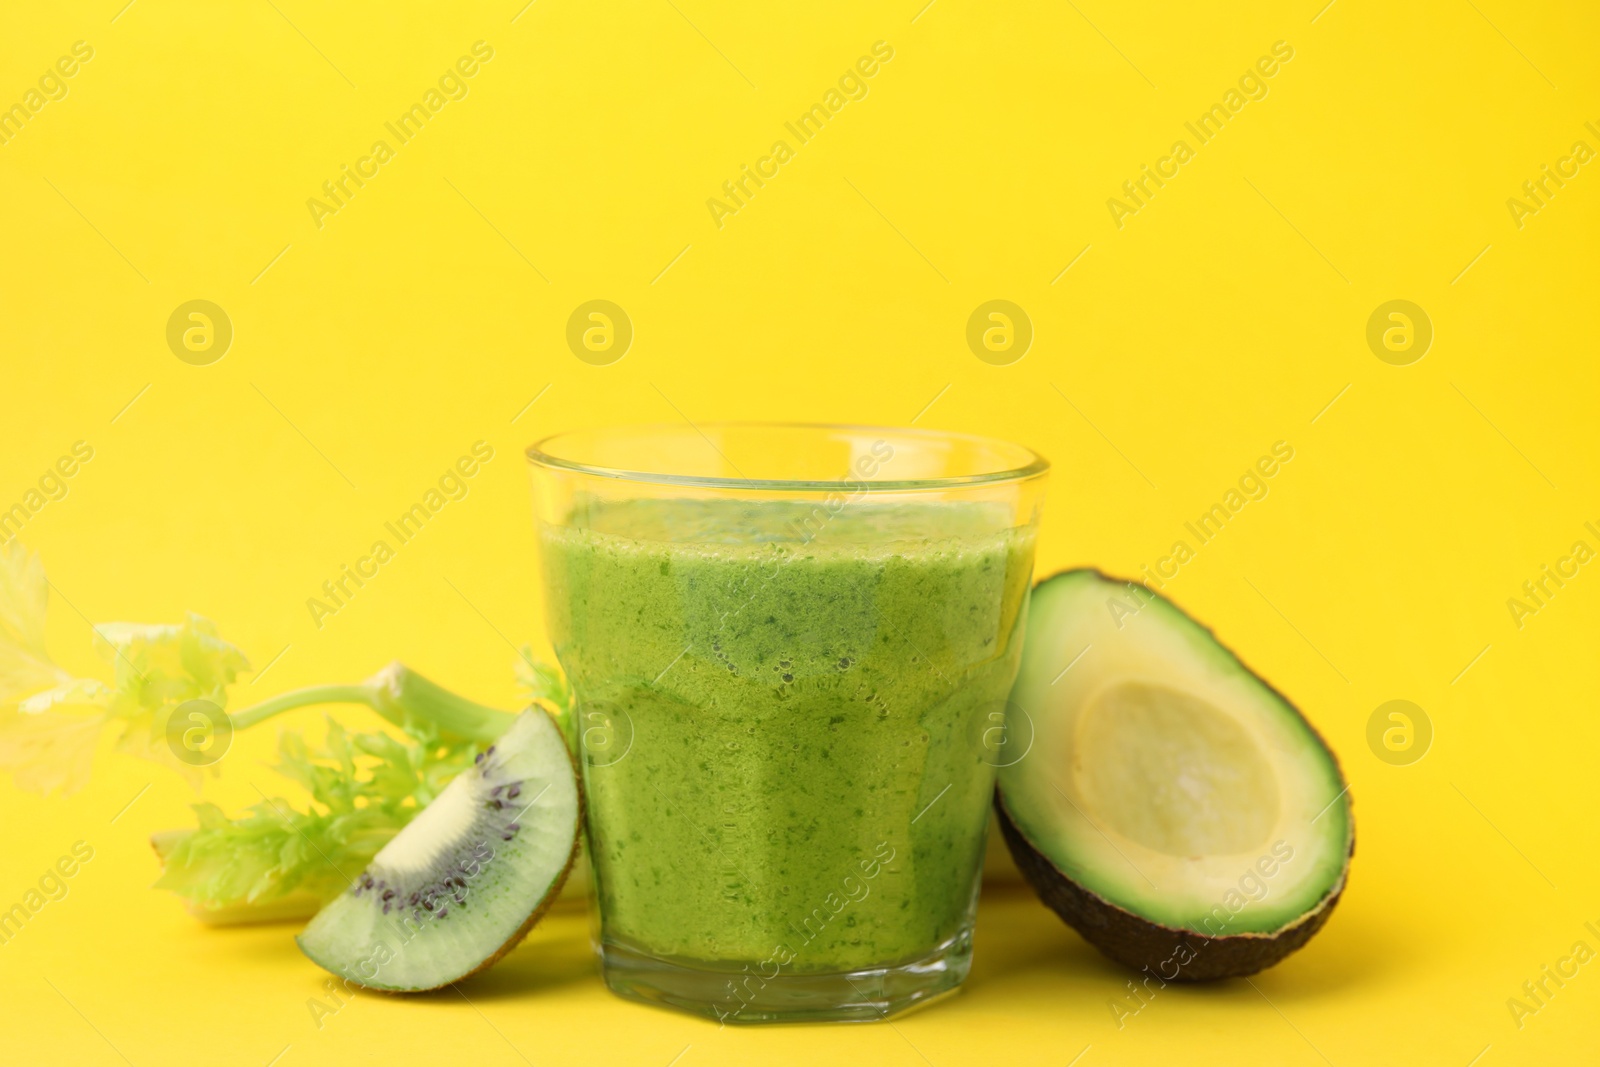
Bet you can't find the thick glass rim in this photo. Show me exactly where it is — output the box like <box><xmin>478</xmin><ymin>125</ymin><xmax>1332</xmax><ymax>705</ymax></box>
<box><xmin>526</xmin><ymin>422</ymin><xmax>1050</xmax><ymax>492</ymax></box>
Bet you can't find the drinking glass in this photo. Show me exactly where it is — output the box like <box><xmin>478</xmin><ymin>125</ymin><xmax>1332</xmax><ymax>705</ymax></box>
<box><xmin>528</xmin><ymin>423</ymin><xmax>1047</xmax><ymax>1022</ymax></box>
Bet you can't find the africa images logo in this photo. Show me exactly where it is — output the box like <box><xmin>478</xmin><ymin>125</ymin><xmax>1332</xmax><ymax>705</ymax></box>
<box><xmin>305</xmin><ymin>42</ymin><xmax>496</xmax><ymax>230</ymax></box>
<box><xmin>705</xmin><ymin>41</ymin><xmax>895</xmax><ymax>229</ymax></box>
<box><xmin>1106</xmin><ymin>41</ymin><xmax>1295</xmax><ymax>229</ymax></box>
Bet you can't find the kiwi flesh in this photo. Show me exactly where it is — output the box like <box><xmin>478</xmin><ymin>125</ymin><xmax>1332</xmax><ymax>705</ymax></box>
<box><xmin>296</xmin><ymin>710</ymin><xmax>581</xmax><ymax>992</ymax></box>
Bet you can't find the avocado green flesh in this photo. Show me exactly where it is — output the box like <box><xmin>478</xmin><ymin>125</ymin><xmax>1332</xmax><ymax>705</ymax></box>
<box><xmin>999</xmin><ymin>570</ymin><xmax>1352</xmax><ymax>937</ymax></box>
<box><xmin>297</xmin><ymin>711</ymin><xmax>581</xmax><ymax>992</ymax></box>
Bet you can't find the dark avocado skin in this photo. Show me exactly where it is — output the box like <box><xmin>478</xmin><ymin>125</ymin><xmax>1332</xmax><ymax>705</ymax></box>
<box><xmin>996</xmin><ymin>568</ymin><xmax>1354</xmax><ymax>981</ymax></box>
<box><xmin>997</xmin><ymin>795</ymin><xmax>1346</xmax><ymax>981</ymax></box>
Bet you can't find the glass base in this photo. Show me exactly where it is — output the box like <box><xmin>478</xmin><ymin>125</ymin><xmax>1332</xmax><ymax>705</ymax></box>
<box><xmin>597</xmin><ymin>929</ymin><xmax>973</xmax><ymax>1024</ymax></box>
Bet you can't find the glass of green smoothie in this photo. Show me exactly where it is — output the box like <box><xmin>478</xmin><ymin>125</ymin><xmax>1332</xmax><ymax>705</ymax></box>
<box><xmin>528</xmin><ymin>424</ymin><xmax>1047</xmax><ymax>1023</ymax></box>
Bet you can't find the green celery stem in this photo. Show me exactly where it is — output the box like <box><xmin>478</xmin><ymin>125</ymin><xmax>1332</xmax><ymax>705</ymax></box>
<box><xmin>227</xmin><ymin>685</ymin><xmax>376</xmax><ymax>731</ymax></box>
<box><xmin>225</xmin><ymin>665</ymin><xmax>518</xmax><ymax>742</ymax></box>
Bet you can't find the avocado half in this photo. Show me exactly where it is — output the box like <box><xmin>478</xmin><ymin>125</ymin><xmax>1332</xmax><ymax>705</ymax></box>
<box><xmin>996</xmin><ymin>569</ymin><xmax>1353</xmax><ymax>980</ymax></box>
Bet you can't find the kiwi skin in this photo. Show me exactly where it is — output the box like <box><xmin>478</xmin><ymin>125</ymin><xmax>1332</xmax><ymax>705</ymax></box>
<box><xmin>359</xmin><ymin>717</ymin><xmax>586</xmax><ymax>995</ymax></box>
<box><xmin>996</xmin><ymin>569</ymin><xmax>1355</xmax><ymax>982</ymax></box>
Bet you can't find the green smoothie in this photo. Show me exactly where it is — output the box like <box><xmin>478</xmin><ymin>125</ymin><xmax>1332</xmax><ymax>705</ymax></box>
<box><xmin>542</xmin><ymin>497</ymin><xmax>1034</xmax><ymax>976</ymax></box>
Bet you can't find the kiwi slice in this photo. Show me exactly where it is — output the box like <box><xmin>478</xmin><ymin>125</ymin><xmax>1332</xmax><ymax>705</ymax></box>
<box><xmin>297</xmin><ymin>710</ymin><xmax>581</xmax><ymax>992</ymax></box>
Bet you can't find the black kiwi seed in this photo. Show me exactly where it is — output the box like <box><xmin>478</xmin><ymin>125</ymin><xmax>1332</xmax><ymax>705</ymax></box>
<box><xmin>507</xmin><ymin>784</ymin><xmax>521</xmax><ymax>799</ymax></box>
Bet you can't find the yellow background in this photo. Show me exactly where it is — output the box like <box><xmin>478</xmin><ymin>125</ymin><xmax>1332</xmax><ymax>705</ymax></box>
<box><xmin>3</xmin><ymin>0</ymin><xmax>1597</xmax><ymax>1063</ymax></box>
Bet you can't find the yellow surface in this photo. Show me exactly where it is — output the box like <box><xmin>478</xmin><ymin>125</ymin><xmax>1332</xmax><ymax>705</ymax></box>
<box><xmin>2</xmin><ymin>1</ymin><xmax>1597</xmax><ymax>1063</ymax></box>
